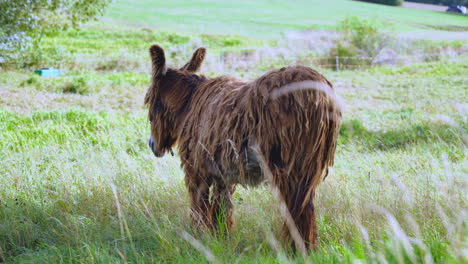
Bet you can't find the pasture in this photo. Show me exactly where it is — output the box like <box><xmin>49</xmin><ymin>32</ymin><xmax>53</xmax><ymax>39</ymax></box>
<box><xmin>0</xmin><ymin>0</ymin><xmax>467</xmax><ymax>263</ymax></box>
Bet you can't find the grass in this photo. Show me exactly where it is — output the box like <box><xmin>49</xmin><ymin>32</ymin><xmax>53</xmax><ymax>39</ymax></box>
<box><xmin>20</xmin><ymin>27</ymin><xmax>264</xmax><ymax>71</ymax></box>
<box><xmin>4</xmin><ymin>0</ymin><xmax>465</xmax><ymax>70</ymax></box>
<box><xmin>1</xmin><ymin>0</ymin><xmax>467</xmax><ymax>263</ymax></box>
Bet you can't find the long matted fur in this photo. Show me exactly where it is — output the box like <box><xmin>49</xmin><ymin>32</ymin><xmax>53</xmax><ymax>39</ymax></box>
<box><xmin>145</xmin><ymin>44</ymin><xmax>342</xmax><ymax>249</ymax></box>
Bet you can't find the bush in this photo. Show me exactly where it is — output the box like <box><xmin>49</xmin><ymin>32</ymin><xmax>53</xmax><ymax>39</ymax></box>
<box><xmin>329</xmin><ymin>17</ymin><xmax>392</xmax><ymax>70</ymax></box>
<box><xmin>355</xmin><ymin>0</ymin><xmax>403</xmax><ymax>6</ymax></box>
<box><xmin>62</xmin><ymin>77</ymin><xmax>90</xmax><ymax>95</ymax></box>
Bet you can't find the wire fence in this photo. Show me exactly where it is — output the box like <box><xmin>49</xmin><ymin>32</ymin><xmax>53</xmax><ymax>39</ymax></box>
<box><xmin>218</xmin><ymin>50</ymin><xmax>466</xmax><ymax>72</ymax></box>
<box><xmin>1</xmin><ymin>48</ymin><xmax>466</xmax><ymax>73</ymax></box>
<box><xmin>313</xmin><ymin>52</ymin><xmax>463</xmax><ymax>71</ymax></box>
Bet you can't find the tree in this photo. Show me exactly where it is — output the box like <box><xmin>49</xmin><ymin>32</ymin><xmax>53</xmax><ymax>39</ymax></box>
<box><xmin>0</xmin><ymin>0</ymin><xmax>110</xmax><ymax>65</ymax></box>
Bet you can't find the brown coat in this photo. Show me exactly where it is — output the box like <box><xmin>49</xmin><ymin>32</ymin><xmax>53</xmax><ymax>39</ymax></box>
<box><xmin>145</xmin><ymin>45</ymin><xmax>341</xmax><ymax>249</ymax></box>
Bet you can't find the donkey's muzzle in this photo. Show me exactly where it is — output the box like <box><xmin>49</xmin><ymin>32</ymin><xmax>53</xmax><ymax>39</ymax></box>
<box><xmin>148</xmin><ymin>136</ymin><xmax>164</xmax><ymax>157</ymax></box>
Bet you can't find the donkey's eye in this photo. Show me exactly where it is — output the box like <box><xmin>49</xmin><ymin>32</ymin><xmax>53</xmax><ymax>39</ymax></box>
<box><xmin>155</xmin><ymin>100</ymin><xmax>162</xmax><ymax>112</ymax></box>
<box><xmin>150</xmin><ymin>100</ymin><xmax>163</xmax><ymax>122</ymax></box>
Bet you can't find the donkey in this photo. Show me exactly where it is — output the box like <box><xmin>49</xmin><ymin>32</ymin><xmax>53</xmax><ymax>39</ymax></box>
<box><xmin>145</xmin><ymin>44</ymin><xmax>341</xmax><ymax>249</ymax></box>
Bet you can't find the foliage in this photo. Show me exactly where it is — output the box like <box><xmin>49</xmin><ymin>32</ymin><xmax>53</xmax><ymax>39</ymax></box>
<box><xmin>355</xmin><ymin>0</ymin><xmax>403</xmax><ymax>6</ymax></box>
<box><xmin>0</xmin><ymin>0</ymin><xmax>110</xmax><ymax>66</ymax></box>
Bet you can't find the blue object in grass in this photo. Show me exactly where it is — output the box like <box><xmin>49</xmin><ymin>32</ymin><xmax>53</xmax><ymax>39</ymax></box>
<box><xmin>34</xmin><ymin>67</ymin><xmax>62</xmax><ymax>77</ymax></box>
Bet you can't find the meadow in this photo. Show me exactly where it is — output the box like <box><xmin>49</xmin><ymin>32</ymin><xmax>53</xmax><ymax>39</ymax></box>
<box><xmin>0</xmin><ymin>0</ymin><xmax>467</xmax><ymax>263</ymax></box>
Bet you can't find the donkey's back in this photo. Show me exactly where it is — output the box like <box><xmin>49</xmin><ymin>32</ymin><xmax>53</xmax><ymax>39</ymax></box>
<box><xmin>180</xmin><ymin>66</ymin><xmax>341</xmax><ymax>189</ymax></box>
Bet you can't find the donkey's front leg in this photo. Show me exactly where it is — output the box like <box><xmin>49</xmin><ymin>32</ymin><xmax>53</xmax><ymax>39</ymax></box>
<box><xmin>210</xmin><ymin>182</ymin><xmax>236</xmax><ymax>233</ymax></box>
<box><xmin>186</xmin><ymin>175</ymin><xmax>213</xmax><ymax>230</ymax></box>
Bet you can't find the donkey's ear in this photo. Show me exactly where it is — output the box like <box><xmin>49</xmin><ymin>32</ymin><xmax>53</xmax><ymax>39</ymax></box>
<box><xmin>149</xmin><ymin>44</ymin><xmax>167</xmax><ymax>77</ymax></box>
<box><xmin>180</xmin><ymin>47</ymin><xmax>206</xmax><ymax>72</ymax></box>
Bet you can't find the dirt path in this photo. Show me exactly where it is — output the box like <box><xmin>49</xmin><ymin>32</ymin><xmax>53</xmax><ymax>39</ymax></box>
<box><xmin>403</xmin><ymin>2</ymin><xmax>447</xmax><ymax>12</ymax></box>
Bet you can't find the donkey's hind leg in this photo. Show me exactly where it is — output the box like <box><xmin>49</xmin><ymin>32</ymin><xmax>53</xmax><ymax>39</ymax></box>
<box><xmin>210</xmin><ymin>181</ymin><xmax>236</xmax><ymax>233</ymax></box>
<box><xmin>281</xmin><ymin>187</ymin><xmax>318</xmax><ymax>250</ymax></box>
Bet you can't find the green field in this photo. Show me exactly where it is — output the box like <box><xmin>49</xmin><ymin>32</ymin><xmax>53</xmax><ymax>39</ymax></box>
<box><xmin>1</xmin><ymin>0</ymin><xmax>467</xmax><ymax>263</ymax></box>
<box><xmin>105</xmin><ymin>0</ymin><xmax>468</xmax><ymax>36</ymax></box>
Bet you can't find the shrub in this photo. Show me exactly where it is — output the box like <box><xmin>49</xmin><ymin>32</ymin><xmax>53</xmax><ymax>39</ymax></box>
<box><xmin>355</xmin><ymin>0</ymin><xmax>403</xmax><ymax>6</ymax></box>
<box><xmin>329</xmin><ymin>17</ymin><xmax>392</xmax><ymax>70</ymax></box>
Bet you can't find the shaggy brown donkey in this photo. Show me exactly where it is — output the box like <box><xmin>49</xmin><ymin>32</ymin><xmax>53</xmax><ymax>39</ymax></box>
<box><xmin>145</xmin><ymin>44</ymin><xmax>341</xmax><ymax>249</ymax></box>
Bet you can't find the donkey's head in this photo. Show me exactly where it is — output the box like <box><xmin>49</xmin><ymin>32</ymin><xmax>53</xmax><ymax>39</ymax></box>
<box><xmin>145</xmin><ymin>44</ymin><xmax>206</xmax><ymax>157</ymax></box>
